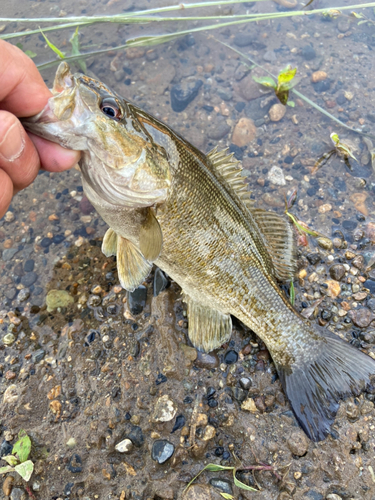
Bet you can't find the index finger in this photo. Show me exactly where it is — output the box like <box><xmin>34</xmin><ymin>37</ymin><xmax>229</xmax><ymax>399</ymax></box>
<box><xmin>0</xmin><ymin>39</ymin><xmax>52</xmax><ymax>117</ymax></box>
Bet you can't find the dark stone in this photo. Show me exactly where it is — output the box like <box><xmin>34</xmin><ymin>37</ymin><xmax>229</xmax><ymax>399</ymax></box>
<box><xmin>2</xmin><ymin>248</ymin><xmax>20</xmax><ymax>261</ymax></box>
<box><xmin>312</xmin><ymin>80</ymin><xmax>331</xmax><ymax>93</ymax></box>
<box><xmin>321</xmin><ymin>309</ymin><xmax>332</xmax><ymax>320</ymax></box>
<box><xmin>307</xmin><ymin>187</ymin><xmax>317</xmax><ymax>197</ymax></box>
<box><xmin>224</xmin><ymin>350</ymin><xmax>238</xmax><ymax>364</ymax></box>
<box><xmin>215</xmin><ymin>446</ymin><xmax>224</xmax><ymax>456</ymax></box>
<box><xmin>21</xmin><ymin>272</ymin><xmax>38</xmax><ymax>287</ymax></box>
<box><xmin>151</xmin><ymin>439</ymin><xmax>174</xmax><ymax>464</ymax></box>
<box><xmin>235</xmin><ymin>101</ymin><xmax>246</xmax><ymax>112</ymax></box>
<box><xmin>53</xmin><ymin>234</ymin><xmax>65</xmax><ymax>245</ymax></box>
<box><xmin>245</xmin><ymin>96</ymin><xmax>273</xmax><ymax>121</ymax></box>
<box><xmin>64</xmin><ymin>483</ymin><xmax>74</xmax><ymax>496</ymax></box>
<box><xmin>305</xmin><ymin>491</ymin><xmax>323</xmax><ymax>500</ymax></box>
<box><xmin>153</xmin><ymin>268</ymin><xmax>169</xmax><ymax>297</ymax></box>
<box><xmin>209</xmin><ymin>478</ymin><xmax>233</xmax><ymax>495</ymax></box>
<box><xmin>207</xmin><ymin>387</ymin><xmax>216</xmax><ymax>399</ymax></box>
<box><xmin>208</xmin><ymin>398</ymin><xmax>218</xmax><ymax>408</ymax></box>
<box><xmin>32</xmin><ymin>349</ymin><xmax>45</xmax><ymax>363</ymax></box>
<box><xmin>170</xmin><ymin>80</ymin><xmax>203</xmax><ymax>112</ymax></box>
<box><xmin>155</xmin><ymin>373</ymin><xmax>167</xmax><ymax>385</ymax></box>
<box><xmin>233</xmin><ymin>387</ymin><xmax>247</xmax><ymax>402</ymax></box>
<box><xmin>229</xmin><ymin>144</ymin><xmax>243</xmax><ymax>160</ymax></box>
<box><xmin>128</xmin><ymin>285</ymin><xmax>147</xmax><ymax>315</ymax></box>
<box><xmin>301</xmin><ymin>45</ymin><xmax>316</xmax><ymax>60</ymax></box>
<box><xmin>13</xmin><ymin>263</ymin><xmax>24</xmax><ymax>277</ymax></box>
<box><xmin>207</xmin><ymin>123</ymin><xmax>231</xmax><ymax>141</ymax></box>
<box><xmin>67</xmin><ymin>454</ymin><xmax>83</xmax><ymax>473</ymax></box>
<box><xmin>79</xmin><ymin>195</ymin><xmax>94</xmax><ymax>215</ymax></box>
<box><xmin>306</xmin><ymin>253</ymin><xmax>321</xmax><ymax>265</ymax></box>
<box><xmin>171</xmin><ymin>414</ymin><xmax>186</xmax><ymax>433</ymax></box>
<box><xmin>40</xmin><ymin>237</ymin><xmax>52</xmax><ymax>248</ymax></box>
<box><xmin>336</xmin><ymin>93</ymin><xmax>346</xmax><ymax>105</ymax></box>
<box><xmin>364</xmin><ymin>280</ymin><xmax>375</xmax><ymax>294</ymax></box>
<box><xmin>342</xmin><ymin>220</ymin><xmax>358</xmax><ymax>231</ymax></box>
<box><xmin>239</xmin><ymin>377</ymin><xmax>252</xmax><ymax>390</ymax></box>
<box><xmin>24</xmin><ymin>259</ymin><xmax>35</xmax><ymax>272</ymax></box>
<box><xmin>128</xmin><ymin>426</ymin><xmax>144</xmax><ymax>447</ymax></box>
<box><xmin>329</xmin><ymin>264</ymin><xmax>346</xmax><ymax>281</ymax></box>
<box><xmin>0</xmin><ymin>439</ymin><xmax>13</xmax><ymax>457</ymax></box>
<box><xmin>195</xmin><ymin>351</ymin><xmax>219</xmax><ymax>369</ymax></box>
<box><xmin>5</xmin><ymin>288</ymin><xmax>17</xmax><ymax>300</ymax></box>
<box><xmin>233</xmin><ymin>33</ymin><xmax>254</xmax><ymax>47</ymax></box>
<box><xmin>183</xmin><ymin>396</ymin><xmax>193</xmax><ymax>404</ymax></box>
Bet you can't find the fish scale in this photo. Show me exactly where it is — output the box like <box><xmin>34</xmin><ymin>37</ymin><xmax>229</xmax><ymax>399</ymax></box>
<box><xmin>23</xmin><ymin>62</ymin><xmax>375</xmax><ymax>442</ymax></box>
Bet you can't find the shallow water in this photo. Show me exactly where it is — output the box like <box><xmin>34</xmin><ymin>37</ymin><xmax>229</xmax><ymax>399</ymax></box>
<box><xmin>1</xmin><ymin>1</ymin><xmax>375</xmax><ymax>499</ymax></box>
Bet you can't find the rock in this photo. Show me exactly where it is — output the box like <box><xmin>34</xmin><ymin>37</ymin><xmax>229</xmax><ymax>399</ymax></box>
<box><xmin>79</xmin><ymin>195</ymin><xmax>94</xmax><ymax>214</ymax></box>
<box><xmin>151</xmin><ymin>439</ymin><xmax>175</xmax><ymax>464</ymax></box>
<box><xmin>3</xmin><ymin>475</ymin><xmax>14</xmax><ymax>496</ymax></box>
<box><xmin>304</xmin><ymin>491</ymin><xmax>323</xmax><ymax>500</ymax></box>
<box><xmin>24</xmin><ymin>259</ymin><xmax>35</xmax><ymax>272</ymax></box>
<box><xmin>46</xmin><ymin>290</ymin><xmax>74</xmax><ymax>312</ymax></box>
<box><xmin>170</xmin><ymin>80</ymin><xmax>203</xmax><ymax>112</ymax></box>
<box><xmin>329</xmin><ymin>264</ymin><xmax>346</xmax><ymax>281</ymax></box>
<box><xmin>2</xmin><ymin>248</ymin><xmax>20</xmax><ymax>261</ymax></box>
<box><xmin>3</xmin><ymin>333</ymin><xmax>15</xmax><ymax>346</ymax></box>
<box><xmin>128</xmin><ymin>285</ymin><xmax>147</xmax><ymax>315</ymax></box>
<box><xmin>262</xmin><ymin>192</ymin><xmax>284</xmax><ymax>208</ymax></box>
<box><xmin>311</xmin><ymin>71</ymin><xmax>327</xmax><ymax>83</ymax></box>
<box><xmin>313</xmin><ymin>80</ymin><xmax>331</xmax><ymax>93</ymax></box>
<box><xmin>153</xmin><ymin>483</ymin><xmax>174</xmax><ymax>500</ymax></box>
<box><xmin>207</xmin><ymin>122</ymin><xmax>231</xmax><ymax>141</ymax></box>
<box><xmin>316</xmin><ymin>237</ymin><xmax>333</xmax><ymax>251</ymax></box>
<box><xmin>67</xmin><ymin>454</ymin><xmax>83</xmax><ymax>473</ymax></box>
<box><xmin>365</xmin><ymin>222</ymin><xmax>375</xmax><ymax>242</ymax></box>
<box><xmin>209</xmin><ymin>478</ymin><xmax>233</xmax><ymax>495</ymax></box>
<box><xmin>234</xmin><ymin>33</ymin><xmax>255</xmax><ymax>47</ymax></box>
<box><xmin>18</xmin><ymin>288</ymin><xmax>30</xmax><ymax>302</ymax></box>
<box><xmin>127</xmin><ymin>426</ymin><xmax>144</xmax><ymax>447</ymax></box>
<box><xmin>263</xmin><ymin>50</ymin><xmax>276</xmax><ymax>63</ymax></box>
<box><xmin>217</xmin><ymin>87</ymin><xmax>232</xmax><ymax>101</ymax></box>
<box><xmin>350</xmin><ymin>192</ymin><xmax>368</xmax><ymax>216</ymax></box>
<box><xmin>20</xmin><ymin>272</ymin><xmax>38</xmax><ymax>287</ymax></box>
<box><xmin>241</xmin><ymin>397</ymin><xmax>258</xmax><ymax>412</ymax></box>
<box><xmin>183</xmin><ymin>484</ymin><xmax>211</xmax><ymax>499</ymax></box>
<box><xmin>4</xmin><ymin>211</ymin><xmax>15</xmax><ymax>222</ymax></box>
<box><xmin>3</xmin><ymin>385</ymin><xmax>18</xmax><ymax>404</ymax></box>
<box><xmin>231</xmin><ymin>118</ymin><xmax>256</xmax><ymax>147</ymax></box>
<box><xmin>5</xmin><ymin>288</ymin><xmax>17</xmax><ymax>300</ymax></box>
<box><xmin>180</xmin><ymin>343</ymin><xmax>197</xmax><ymax>362</ymax></box>
<box><xmin>287</xmin><ymin>430</ymin><xmax>309</xmax><ymax>456</ymax></box>
<box><xmin>236</xmin><ymin>75</ymin><xmax>264</xmax><ymax>101</ymax></box>
<box><xmin>269</xmin><ymin>103</ymin><xmax>286</xmax><ymax>122</ymax></box>
<box><xmin>326</xmin><ymin>495</ymin><xmax>342</xmax><ymax>500</ymax></box>
<box><xmin>202</xmin><ymin>425</ymin><xmax>216</xmax><ymax>441</ymax></box>
<box><xmin>325</xmin><ymin>280</ymin><xmax>341</xmax><ymax>298</ymax></box>
<box><xmin>267</xmin><ymin>166</ymin><xmax>286</xmax><ymax>186</ymax></box>
<box><xmin>195</xmin><ymin>351</ymin><xmax>219</xmax><ymax>369</ymax></box>
<box><xmin>349</xmin><ymin>308</ymin><xmax>374</xmax><ymax>328</ymax></box>
<box><xmin>0</xmin><ymin>439</ymin><xmax>13</xmax><ymax>457</ymax></box>
<box><xmin>152</xmin><ymin>395</ymin><xmax>177</xmax><ymax>422</ymax></box>
<box><xmin>301</xmin><ymin>45</ymin><xmax>316</xmax><ymax>60</ymax></box>
<box><xmin>115</xmin><ymin>439</ymin><xmax>133</xmax><ymax>453</ymax></box>
<box><xmin>171</xmin><ymin>414</ymin><xmax>186</xmax><ymax>433</ymax></box>
<box><xmin>239</xmin><ymin>377</ymin><xmax>252</xmax><ymax>390</ymax></box>
<box><xmin>224</xmin><ymin>350</ymin><xmax>238</xmax><ymax>364</ymax></box>
<box><xmin>10</xmin><ymin>488</ymin><xmax>27</xmax><ymax>500</ymax></box>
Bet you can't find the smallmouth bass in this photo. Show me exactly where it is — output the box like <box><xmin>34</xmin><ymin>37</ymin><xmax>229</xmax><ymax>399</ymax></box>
<box><xmin>24</xmin><ymin>62</ymin><xmax>375</xmax><ymax>441</ymax></box>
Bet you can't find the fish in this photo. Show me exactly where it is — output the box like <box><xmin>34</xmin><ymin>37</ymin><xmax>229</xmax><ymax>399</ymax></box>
<box><xmin>23</xmin><ymin>62</ymin><xmax>375</xmax><ymax>442</ymax></box>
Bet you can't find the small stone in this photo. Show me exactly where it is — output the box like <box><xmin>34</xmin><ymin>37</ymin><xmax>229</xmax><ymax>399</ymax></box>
<box><xmin>180</xmin><ymin>343</ymin><xmax>197</xmax><ymax>362</ymax></box>
<box><xmin>269</xmin><ymin>103</ymin><xmax>286</xmax><ymax>122</ymax></box>
<box><xmin>329</xmin><ymin>264</ymin><xmax>346</xmax><ymax>281</ymax></box>
<box><xmin>20</xmin><ymin>272</ymin><xmax>38</xmax><ymax>287</ymax></box>
<box><xmin>231</xmin><ymin>117</ymin><xmax>256</xmax><ymax>147</ymax></box>
<box><xmin>171</xmin><ymin>414</ymin><xmax>186</xmax><ymax>433</ymax></box>
<box><xmin>46</xmin><ymin>290</ymin><xmax>74</xmax><ymax>312</ymax></box>
<box><xmin>241</xmin><ymin>397</ymin><xmax>258</xmax><ymax>412</ymax></box>
<box><xmin>170</xmin><ymin>80</ymin><xmax>203</xmax><ymax>112</ymax></box>
<box><xmin>128</xmin><ymin>285</ymin><xmax>147</xmax><ymax>315</ymax></box>
<box><xmin>352</xmin><ymin>255</ymin><xmax>364</xmax><ymax>269</ymax></box>
<box><xmin>326</xmin><ymin>495</ymin><xmax>342</xmax><ymax>500</ymax></box>
<box><xmin>127</xmin><ymin>426</ymin><xmax>144</xmax><ymax>447</ymax></box>
<box><xmin>236</xmin><ymin>75</ymin><xmax>264</xmax><ymax>101</ymax></box>
<box><xmin>3</xmin><ymin>385</ymin><xmax>18</xmax><ymax>404</ymax></box>
<box><xmin>209</xmin><ymin>478</ymin><xmax>233</xmax><ymax>495</ymax></box>
<box><xmin>66</xmin><ymin>438</ymin><xmax>76</xmax><ymax>448</ymax></box>
<box><xmin>287</xmin><ymin>430</ymin><xmax>309</xmax><ymax>456</ymax></box>
<box><xmin>4</xmin><ymin>211</ymin><xmax>15</xmax><ymax>222</ymax></box>
<box><xmin>239</xmin><ymin>377</ymin><xmax>252</xmax><ymax>390</ymax></box>
<box><xmin>87</xmin><ymin>295</ymin><xmax>101</xmax><ymax>307</ymax></box>
<box><xmin>349</xmin><ymin>308</ymin><xmax>374</xmax><ymax>328</ymax></box>
<box><xmin>152</xmin><ymin>395</ymin><xmax>177</xmax><ymax>422</ymax></box>
<box><xmin>325</xmin><ymin>280</ymin><xmax>341</xmax><ymax>298</ymax></box>
<box><xmin>5</xmin><ymin>371</ymin><xmax>16</xmax><ymax>380</ymax></box>
<box><xmin>202</xmin><ymin>425</ymin><xmax>216</xmax><ymax>441</ymax></box>
<box><xmin>115</xmin><ymin>439</ymin><xmax>133</xmax><ymax>453</ymax></box>
<box><xmin>195</xmin><ymin>351</ymin><xmax>219</xmax><ymax>369</ymax></box>
<box><xmin>3</xmin><ymin>475</ymin><xmax>14</xmax><ymax>496</ymax></box>
<box><xmin>318</xmin><ymin>203</ymin><xmax>332</xmax><ymax>213</ymax></box>
<box><xmin>311</xmin><ymin>71</ymin><xmax>327</xmax><ymax>83</ymax></box>
<box><xmin>267</xmin><ymin>166</ymin><xmax>286</xmax><ymax>186</ymax></box>
<box><xmin>3</xmin><ymin>333</ymin><xmax>15</xmax><ymax>346</ymax></box>
<box><xmin>353</xmin><ymin>292</ymin><xmax>367</xmax><ymax>301</ymax></box>
<box><xmin>32</xmin><ymin>349</ymin><xmax>45</xmax><ymax>363</ymax></box>
<box><xmin>10</xmin><ymin>488</ymin><xmax>27</xmax><ymax>500</ymax></box>
<box><xmin>151</xmin><ymin>439</ymin><xmax>174</xmax><ymax>464</ymax></box>
<box><xmin>18</xmin><ymin>288</ymin><xmax>30</xmax><ymax>302</ymax></box>
<box><xmin>316</xmin><ymin>237</ymin><xmax>333</xmax><ymax>251</ymax></box>
<box><xmin>79</xmin><ymin>195</ymin><xmax>94</xmax><ymax>215</ymax></box>
<box><xmin>224</xmin><ymin>350</ymin><xmax>238</xmax><ymax>365</ymax></box>
<box><xmin>207</xmin><ymin>122</ymin><xmax>231</xmax><ymax>141</ymax></box>
<box><xmin>301</xmin><ymin>45</ymin><xmax>316</xmax><ymax>61</ymax></box>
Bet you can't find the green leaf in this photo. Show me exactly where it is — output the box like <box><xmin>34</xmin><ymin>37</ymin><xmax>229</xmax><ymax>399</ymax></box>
<box><xmin>15</xmin><ymin>460</ymin><xmax>34</xmax><ymax>482</ymax></box>
<box><xmin>290</xmin><ymin>279</ymin><xmax>295</xmax><ymax>306</ymax></box>
<box><xmin>233</xmin><ymin>470</ymin><xmax>257</xmax><ymax>492</ymax></box>
<box><xmin>24</xmin><ymin>49</ymin><xmax>37</xmax><ymax>58</ymax></box>
<box><xmin>2</xmin><ymin>455</ymin><xmax>18</xmax><ymax>466</ymax></box>
<box><xmin>278</xmin><ymin>67</ymin><xmax>297</xmax><ymax>84</ymax></box>
<box><xmin>69</xmin><ymin>27</ymin><xmax>87</xmax><ymax>73</ymax></box>
<box><xmin>287</xmin><ymin>100</ymin><xmax>295</xmax><ymax>107</ymax></box>
<box><xmin>278</xmin><ymin>77</ymin><xmax>301</xmax><ymax>91</ymax></box>
<box><xmin>330</xmin><ymin>132</ymin><xmax>340</xmax><ymax>145</ymax></box>
<box><xmin>220</xmin><ymin>494</ymin><xmax>234</xmax><ymax>499</ymax></box>
<box><xmin>252</xmin><ymin>75</ymin><xmax>276</xmax><ymax>89</ymax></box>
<box><xmin>16</xmin><ymin>42</ymin><xmax>23</xmax><ymax>50</ymax></box>
<box><xmin>285</xmin><ymin>212</ymin><xmax>319</xmax><ymax>237</ymax></box>
<box><xmin>12</xmin><ymin>430</ymin><xmax>31</xmax><ymax>463</ymax></box>
<box><xmin>40</xmin><ymin>29</ymin><xmax>65</xmax><ymax>59</ymax></box>
<box><xmin>0</xmin><ymin>465</ymin><xmax>14</xmax><ymax>475</ymax></box>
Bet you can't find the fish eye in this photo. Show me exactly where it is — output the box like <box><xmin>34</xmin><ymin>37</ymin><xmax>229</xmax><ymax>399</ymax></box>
<box><xmin>100</xmin><ymin>97</ymin><xmax>122</xmax><ymax>120</ymax></box>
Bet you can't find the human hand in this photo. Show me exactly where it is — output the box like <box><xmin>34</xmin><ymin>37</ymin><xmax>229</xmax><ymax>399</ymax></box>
<box><xmin>0</xmin><ymin>40</ymin><xmax>81</xmax><ymax>219</ymax></box>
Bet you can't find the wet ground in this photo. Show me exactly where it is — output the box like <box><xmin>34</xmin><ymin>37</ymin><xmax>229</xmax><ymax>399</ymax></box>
<box><xmin>1</xmin><ymin>0</ymin><xmax>375</xmax><ymax>499</ymax></box>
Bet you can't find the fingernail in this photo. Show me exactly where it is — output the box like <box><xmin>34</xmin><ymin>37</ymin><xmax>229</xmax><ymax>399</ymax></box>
<box><xmin>0</xmin><ymin>115</ymin><xmax>25</xmax><ymax>161</ymax></box>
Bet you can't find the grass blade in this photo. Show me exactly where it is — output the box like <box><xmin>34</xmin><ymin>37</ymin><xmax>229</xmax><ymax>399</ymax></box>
<box><xmin>39</xmin><ymin>28</ymin><xmax>65</xmax><ymax>58</ymax></box>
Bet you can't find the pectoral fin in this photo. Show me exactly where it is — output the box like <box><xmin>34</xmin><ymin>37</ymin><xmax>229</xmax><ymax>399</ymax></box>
<box><xmin>184</xmin><ymin>295</ymin><xmax>232</xmax><ymax>352</ymax></box>
<box><xmin>117</xmin><ymin>235</ymin><xmax>152</xmax><ymax>292</ymax></box>
<box><xmin>102</xmin><ymin>228</ymin><xmax>118</xmax><ymax>257</ymax></box>
<box><xmin>139</xmin><ymin>208</ymin><xmax>163</xmax><ymax>262</ymax></box>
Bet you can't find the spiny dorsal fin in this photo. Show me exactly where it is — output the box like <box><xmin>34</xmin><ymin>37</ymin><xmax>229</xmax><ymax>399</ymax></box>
<box><xmin>183</xmin><ymin>294</ymin><xmax>232</xmax><ymax>352</ymax></box>
<box><xmin>117</xmin><ymin>235</ymin><xmax>152</xmax><ymax>292</ymax></box>
<box><xmin>250</xmin><ymin>208</ymin><xmax>297</xmax><ymax>282</ymax></box>
<box><xmin>206</xmin><ymin>146</ymin><xmax>254</xmax><ymax>210</ymax></box>
<box><xmin>139</xmin><ymin>208</ymin><xmax>163</xmax><ymax>262</ymax></box>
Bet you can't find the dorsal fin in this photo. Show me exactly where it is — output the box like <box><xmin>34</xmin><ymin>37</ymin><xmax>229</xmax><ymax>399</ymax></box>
<box><xmin>250</xmin><ymin>208</ymin><xmax>297</xmax><ymax>282</ymax></box>
<box><xmin>206</xmin><ymin>146</ymin><xmax>254</xmax><ymax>210</ymax></box>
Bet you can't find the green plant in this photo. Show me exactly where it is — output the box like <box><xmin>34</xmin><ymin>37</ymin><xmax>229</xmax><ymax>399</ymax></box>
<box><xmin>312</xmin><ymin>131</ymin><xmax>357</xmax><ymax>173</ymax></box>
<box><xmin>0</xmin><ymin>430</ymin><xmax>34</xmax><ymax>482</ymax></box>
<box><xmin>253</xmin><ymin>65</ymin><xmax>299</xmax><ymax>106</ymax></box>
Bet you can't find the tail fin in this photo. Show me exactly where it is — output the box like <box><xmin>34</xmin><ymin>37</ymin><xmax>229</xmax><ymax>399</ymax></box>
<box><xmin>277</xmin><ymin>330</ymin><xmax>375</xmax><ymax>441</ymax></box>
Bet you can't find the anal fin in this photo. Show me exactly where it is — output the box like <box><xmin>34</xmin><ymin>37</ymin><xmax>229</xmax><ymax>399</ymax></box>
<box><xmin>184</xmin><ymin>295</ymin><xmax>232</xmax><ymax>352</ymax></box>
<box><xmin>102</xmin><ymin>228</ymin><xmax>118</xmax><ymax>257</ymax></box>
<box><xmin>117</xmin><ymin>235</ymin><xmax>152</xmax><ymax>292</ymax></box>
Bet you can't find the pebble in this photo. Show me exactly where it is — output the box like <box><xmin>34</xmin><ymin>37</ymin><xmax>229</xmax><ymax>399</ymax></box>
<box><xmin>170</xmin><ymin>80</ymin><xmax>203</xmax><ymax>112</ymax></box>
<box><xmin>32</xmin><ymin>349</ymin><xmax>45</xmax><ymax>363</ymax></box>
<box><xmin>127</xmin><ymin>426</ymin><xmax>144</xmax><ymax>447</ymax></box>
<box><xmin>231</xmin><ymin>117</ymin><xmax>256</xmax><ymax>147</ymax></box>
<box><xmin>10</xmin><ymin>488</ymin><xmax>27</xmax><ymax>500</ymax></box>
<box><xmin>18</xmin><ymin>288</ymin><xmax>30</xmax><ymax>302</ymax></box>
<box><xmin>269</xmin><ymin>103</ymin><xmax>286</xmax><ymax>122</ymax></box>
<box><xmin>128</xmin><ymin>285</ymin><xmax>147</xmax><ymax>315</ymax></box>
<box><xmin>87</xmin><ymin>295</ymin><xmax>101</xmax><ymax>307</ymax></box>
<box><xmin>0</xmin><ymin>439</ymin><xmax>13</xmax><ymax>457</ymax></box>
<box><xmin>313</xmin><ymin>80</ymin><xmax>331</xmax><ymax>93</ymax></box>
<box><xmin>46</xmin><ymin>290</ymin><xmax>74</xmax><ymax>312</ymax></box>
<box><xmin>207</xmin><ymin>122</ymin><xmax>231</xmax><ymax>141</ymax></box>
<box><xmin>3</xmin><ymin>475</ymin><xmax>14</xmax><ymax>496</ymax></box>
<box><xmin>287</xmin><ymin>430</ymin><xmax>309</xmax><ymax>456</ymax></box>
<box><xmin>154</xmin><ymin>268</ymin><xmax>169</xmax><ymax>297</ymax></box>
<box><xmin>3</xmin><ymin>385</ymin><xmax>18</xmax><ymax>404</ymax></box>
<box><xmin>318</xmin><ymin>203</ymin><xmax>332</xmax><ymax>213</ymax></box>
<box><xmin>3</xmin><ymin>333</ymin><xmax>15</xmax><ymax>346</ymax></box>
<box><xmin>241</xmin><ymin>397</ymin><xmax>258</xmax><ymax>412</ymax></box>
<box><xmin>329</xmin><ymin>264</ymin><xmax>346</xmax><ymax>281</ymax></box>
<box><xmin>233</xmin><ymin>33</ymin><xmax>255</xmax><ymax>47</ymax></box>
<box><xmin>20</xmin><ymin>272</ymin><xmax>38</xmax><ymax>287</ymax></box>
<box><xmin>353</xmin><ymin>292</ymin><xmax>367</xmax><ymax>301</ymax></box>
<box><xmin>151</xmin><ymin>439</ymin><xmax>175</xmax><ymax>464</ymax></box>
<box><xmin>3</xmin><ymin>248</ymin><xmax>20</xmax><ymax>261</ymax></box>
<box><xmin>349</xmin><ymin>308</ymin><xmax>374</xmax><ymax>328</ymax></box>
<box><xmin>152</xmin><ymin>395</ymin><xmax>177</xmax><ymax>422</ymax></box>
<box><xmin>239</xmin><ymin>377</ymin><xmax>252</xmax><ymax>390</ymax></box>
<box><xmin>202</xmin><ymin>425</ymin><xmax>216</xmax><ymax>441</ymax></box>
<box><xmin>316</xmin><ymin>237</ymin><xmax>333</xmax><ymax>251</ymax></box>
<box><xmin>115</xmin><ymin>439</ymin><xmax>133</xmax><ymax>453</ymax></box>
<box><xmin>67</xmin><ymin>454</ymin><xmax>83</xmax><ymax>473</ymax></box>
<box><xmin>325</xmin><ymin>280</ymin><xmax>341</xmax><ymax>298</ymax></box>
<box><xmin>4</xmin><ymin>211</ymin><xmax>15</xmax><ymax>222</ymax></box>
<box><xmin>224</xmin><ymin>350</ymin><xmax>238</xmax><ymax>364</ymax></box>
<box><xmin>237</xmin><ymin>76</ymin><xmax>264</xmax><ymax>101</ymax></box>
<box><xmin>79</xmin><ymin>195</ymin><xmax>94</xmax><ymax>215</ymax></box>
<box><xmin>311</xmin><ymin>71</ymin><xmax>327</xmax><ymax>83</ymax></box>
<box><xmin>171</xmin><ymin>414</ymin><xmax>186</xmax><ymax>433</ymax></box>
<box><xmin>267</xmin><ymin>166</ymin><xmax>286</xmax><ymax>186</ymax></box>
<box><xmin>185</xmin><ymin>485</ymin><xmax>211</xmax><ymax>499</ymax></box>
<box><xmin>209</xmin><ymin>478</ymin><xmax>233</xmax><ymax>495</ymax></box>
<box><xmin>301</xmin><ymin>44</ymin><xmax>316</xmax><ymax>60</ymax></box>
<box><xmin>195</xmin><ymin>351</ymin><xmax>219</xmax><ymax>369</ymax></box>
